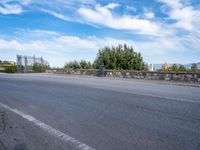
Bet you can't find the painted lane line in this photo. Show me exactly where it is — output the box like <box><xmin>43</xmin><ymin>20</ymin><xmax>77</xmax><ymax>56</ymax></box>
<box><xmin>0</xmin><ymin>102</ymin><xmax>95</xmax><ymax>150</ymax></box>
<box><xmin>129</xmin><ymin>91</ymin><xmax>199</xmax><ymax>104</ymax></box>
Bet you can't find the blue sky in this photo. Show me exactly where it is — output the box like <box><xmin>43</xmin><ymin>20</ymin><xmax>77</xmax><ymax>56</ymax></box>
<box><xmin>0</xmin><ymin>0</ymin><xmax>200</xmax><ymax>67</ymax></box>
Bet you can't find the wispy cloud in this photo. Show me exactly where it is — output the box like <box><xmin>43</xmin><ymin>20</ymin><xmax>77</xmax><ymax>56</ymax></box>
<box><xmin>105</xmin><ymin>3</ymin><xmax>119</xmax><ymax>9</ymax></box>
<box><xmin>41</xmin><ymin>9</ymin><xmax>70</xmax><ymax>21</ymax></box>
<box><xmin>0</xmin><ymin>29</ymin><xmax>199</xmax><ymax>66</ymax></box>
<box><xmin>143</xmin><ymin>10</ymin><xmax>155</xmax><ymax>19</ymax></box>
<box><xmin>0</xmin><ymin>0</ymin><xmax>199</xmax><ymax>65</ymax></box>
<box><xmin>0</xmin><ymin>3</ymin><xmax>23</xmax><ymax>15</ymax></box>
<box><xmin>159</xmin><ymin>0</ymin><xmax>200</xmax><ymax>31</ymax></box>
<box><xmin>126</xmin><ymin>6</ymin><xmax>137</xmax><ymax>12</ymax></box>
<box><xmin>78</xmin><ymin>4</ymin><xmax>163</xmax><ymax>36</ymax></box>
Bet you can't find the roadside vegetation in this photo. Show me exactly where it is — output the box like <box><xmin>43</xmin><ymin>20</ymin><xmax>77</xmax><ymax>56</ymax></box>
<box><xmin>163</xmin><ymin>63</ymin><xmax>199</xmax><ymax>73</ymax></box>
<box><xmin>65</xmin><ymin>44</ymin><xmax>148</xmax><ymax>71</ymax></box>
<box><xmin>33</xmin><ymin>63</ymin><xmax>49</xmax><ymax>73</ymax></box>
<box><xmin>1</xmin><ymin>44</ymin><xmax>199</xmax><ymax>73</ymax></box>
<box><xmin>65</xmin><ymin>60</ymin><xmax>92</xmax><ymax>69</ymax></box>
<box><xmin>65</xmin><ymin>44</ymin><xmax>199</xmax><ymax>72</ymax></box>
<box><xmin>0</xmin><ymin>61</ymin><xmax>17</xmax><ymax>73</ymax></box>
<box><xmin>0</xmin><ymin>60</ymin><xmax>49</xmax><ymax>73</ymax></box>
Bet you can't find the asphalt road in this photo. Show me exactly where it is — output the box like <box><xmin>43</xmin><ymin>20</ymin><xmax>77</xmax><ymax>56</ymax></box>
<box><xmin>0</xmin><ymin>73</ymin><xmax>200</xmax><ymax>150</ymax></box>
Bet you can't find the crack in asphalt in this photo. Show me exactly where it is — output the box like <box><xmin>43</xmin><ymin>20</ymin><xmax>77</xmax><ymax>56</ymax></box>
<box><xmin>0</xmin><ymin>111</ymin><xmax>6</xmax><ymax>133</ymax></box>
<box><xmin>0</xmin><ymin>111</ymin><xmax>7</xmax><ymax>150</ymax></box>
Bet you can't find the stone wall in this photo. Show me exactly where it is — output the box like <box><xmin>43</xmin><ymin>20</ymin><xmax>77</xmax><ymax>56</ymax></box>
<box><xmin>46</xmin><ymin>69</ymin><xmax>200</xmax><ymax>83</ymax></box>
<box><xmin>46</xmin><ymin>69</ymin><xmax>98</xmax><ymax>76</ymax></box>
<box><xmin>105</xmin><ymin>70</ymin><xmax>200</xmax><ymax>83</ymax></box>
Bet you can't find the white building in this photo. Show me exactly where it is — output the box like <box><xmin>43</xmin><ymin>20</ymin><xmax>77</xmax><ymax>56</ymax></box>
<box><xmin>148</xmin><ymin>64</ymin><xmax>155</xmax><ymax>71</ymax></box>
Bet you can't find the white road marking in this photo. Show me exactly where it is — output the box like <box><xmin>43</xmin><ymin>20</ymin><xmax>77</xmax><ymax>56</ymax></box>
<box><xmin>0</xmin><ymin>102</ymin><xmax>95</xmax><ymax>150</ymax></box>
<box><xmin>92</xmin><ymin>86</ymin><xmax>200</xmax><ymax>104</ymax></box>
<box><xmin>125</xmin><ymin>91</ymin><xmax>199</xmax><ymax>104</ymax></box>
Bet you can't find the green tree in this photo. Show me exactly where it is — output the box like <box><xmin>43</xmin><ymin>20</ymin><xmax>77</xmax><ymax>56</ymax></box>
<box><xmin>94</xmin><ymin>44</ymin><xmax>145</xmax><ymax>70</ymax></box>
<box><xmin>4</xmin><ymin>65</ymin><xmax>17</xmax><ymax>73</ymax></box>
<box><xmin>87</xmin><ymin>62</ymin><xmax>92</xmax><ymax>69</ymax></box>
<box><xmin>178</xmin><ymin>64</ymin><xmax>186</xmax><ymax>72</ymax></box>
<box><xmin>33</xmin><ymin>63</ymin><xmax>48</xmax><ymax>73</ymax></box>
<box><xmin>0</xmin><ymin>60</ymin><xmax>17</xmax><ymax>73</ymax></box>
<box><xmin>65</xmin><ymin>60</ymin><xmax>93</xmax><ymax>69</ymax></box>
<box><xmin>171</xmin><ymin>64</ymin><xmax>178</xmax><ymax>72</ymax></box>
<box><xmin>65</xmin><ymin>61</ymin><xmax>80</xmax><ymax>69</ymax></box>
<box><xmin>79</xmin><ymin>60</ymin><xmax>87</xmax><ymax>69</ymax></box>
<box><xmin>79</xmin><ymin>60</ymin><xmax>92</xmax><ymax>69</ymax></box>
<box><xmin>191</xmin><ymin>63</ymin><xmax>198</xmax><ymax>72</ymax></box>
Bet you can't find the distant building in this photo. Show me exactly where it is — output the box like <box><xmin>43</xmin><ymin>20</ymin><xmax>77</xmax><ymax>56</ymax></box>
<box><xmin>162</xmin><ymin>62</ymin><xmax>170</xmax><ymax>70</ymax></box>
<box><xmin>16</xmin><ymin>55</ymin><xmax>48</xmax><ymax>73</ymax></box>
<box><xmin>0</xmin><ymin>67</ymin><xmax>5</xmax><ymax>71</ymax></box>
<box><xmin>148</xmin><ymin>64</ymin><xmax>155</xmax><ymax>71</ymax></box>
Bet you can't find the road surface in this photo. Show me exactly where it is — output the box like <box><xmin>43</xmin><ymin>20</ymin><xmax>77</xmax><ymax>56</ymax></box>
<box><xmin>0</xmin><ymin>73</ymin><xmax>200</xmax><ymax>150</ymax></box>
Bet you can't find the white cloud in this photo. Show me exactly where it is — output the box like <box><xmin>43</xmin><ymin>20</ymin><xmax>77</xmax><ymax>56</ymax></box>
<box><xmin>0</xmin><ymin>29</ymin><xmax>199</xmax><ymax>66</ymax></box>
<box><xmin>0</xmin><ymin>3</ymin><xmax>22</xmax><ymax>15</ymax></box>
<box><xmin>41</xmin><ymin>9</ymin><xmax>70</xmax><ymax>21</ymax></box>
<box><xmin>126</xmin><ymin>6</ymin><xmax>137</xmax><ymax>12</ymax></box>
<box><xmin>159</xmin><ymin>0</ymin><xmax>182</xmax><ymax>9</ymax></box>
<box><xmin>159</xmin><ymin>0</ymin><xmax>200</xmax><ymax>31</ymax></box>
<box><xmin>57</xmin><ymin>0</ymin><xmax>96</xmax><ymax>5</ymax></box>
<box><xmin>78</xmin><ymin>4</ymin><xmax>163</xmax><ymax>36</ymax></box>
<box><xmin>0</xmin><ymin>30</ymin><xmax>100</xmax><ymax>67</ymax></box>
<box><xmin>105</xmin><ymin>3</ymin><xmax>119</xmax><ymax>9</ymax></box>
<box><xmin>0</xmin><ymin>0</ymin><xmax>199</xmax><ymax>65</ymax></box>
<box><xmin>20</xmin><ymin>0</ymin><xmax>32</xmax><ymax>5</ymax></box>
<box><xmin>144</xmin><ymin>11</ymin><xmax>155</xmax><ymax>19</ymax></box>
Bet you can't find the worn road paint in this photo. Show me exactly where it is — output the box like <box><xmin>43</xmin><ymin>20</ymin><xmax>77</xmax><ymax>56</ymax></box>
<box><xmin>0</xmin><ymin>102</ymin><xmax>95</xmax><ymax>150</ymax></box>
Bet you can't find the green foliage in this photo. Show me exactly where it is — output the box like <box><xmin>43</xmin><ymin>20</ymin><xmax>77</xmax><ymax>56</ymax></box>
<box><xmin>65</xmin><ymin>60</ymin><xmax>80</xmax><ymax>69</ymax></box>
<box><xmin>65</xmin><ymin>60</ymin><xmax>92</xmax><ymax>69</ymax></box>
<box><xmin>94</xmin><ymin>44</ymin><xmax>145</xmax><ymax>70</ymax></box>
<box><xmin>191</xmin><ymin>63</ymin><xmax>199</xmax><ymax>72</ymax></box>
<box><xmin>4</xmin><ymin>65</ymin><xmax>17</xmax><ymax>73</ymax></box>
<box><xmin>170</xmin><ymin>64</ymin><xmax>178</xmax><ymax>72</ymax></box>
<box><xmin>79</xmin><ymin>60</ymin><xmax>92</xmax><ymax>69</ymax></box>
<box><xmin>178</xmin><ymin>64</ymin><xmax>186</xmax><ymax>72</ymax></box>
<box><xmin>0</xmin><ymin>61</ymin><xmax>17</xmax><ymax>73</ymax></box>
<box><xmin>169</xmin><ymin>64</ymin><xmax>186</xmax><ymax>72</ymax></box>
<box><xmin>166</xmin><ymin>63</ymin><xmax>199</xmax><ymax>73</ymax></box>
<box><xmin>33</xmin><ymin>63</ymin><xmax>48</xmax><ymax>73</ymax></box>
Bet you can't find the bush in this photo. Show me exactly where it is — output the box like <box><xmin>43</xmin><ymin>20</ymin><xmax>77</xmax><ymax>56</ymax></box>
<box><xmin>4</xmin><ymin>66</ymin><xmax>17</xmax><ymax>73</ymax></box>
<box><xmin>94</xmin><ymin>44</ymin><xmax>146</xmax><ymax>70</ymax></box>
<box><xmin>191</xmin><ymin>63</ymin><xmax>199</xmax><ymax>72</ymax></box>
<box><xmin>33</xmin><ymin>63</ymin><xmax>49</xmax><ymax>73</ymax></box>
<box><xmin>65</xmin><ymin>60</ymin><xmax>92</xmax><ymax>69</ymax></box>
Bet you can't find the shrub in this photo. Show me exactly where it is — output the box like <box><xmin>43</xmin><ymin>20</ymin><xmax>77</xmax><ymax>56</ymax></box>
<box><xmin>4</xmin><ymin>66</ymin><xmax>17</xmax><ymax>73</ymax></box>
<box><xmin>94</xmin><ymin>44</ymin><xmax>146</xmax><ymax>70</ymax></box>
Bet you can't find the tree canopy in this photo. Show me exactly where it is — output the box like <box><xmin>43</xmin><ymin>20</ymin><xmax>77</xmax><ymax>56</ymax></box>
<box><xmin>65</xmin><ymin>60</ymin><xmax>92</xmax><ymax>69</ymax></box>
<box><xmin>33</xmin><ymin>63</ymin><xmax>49</xmax><ymax>73</ymax></box>
<box><xmin>163</xmin><ymin>63</ymin><xmax>199</xmax><ymax>72</ymax></box>
<box><xmin>191</xmin><ymin>63</ymin><xmax>199</xmax><ymax>72</ymax></box>
<box><xmin>94</xmin><ymin>44</ymin><xmax>146</xmax><ymax>70</ymax></box>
